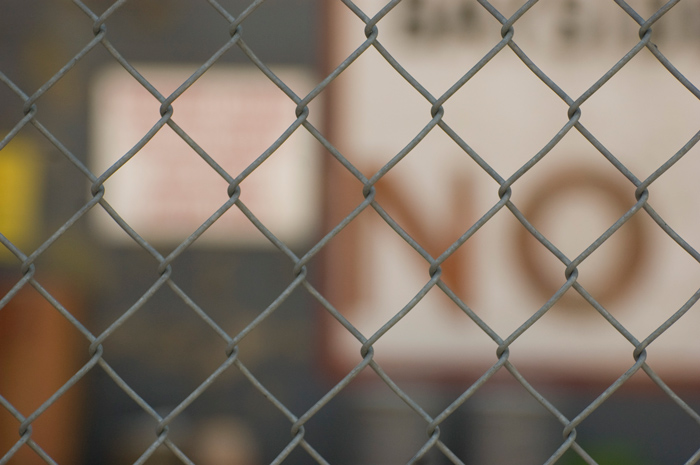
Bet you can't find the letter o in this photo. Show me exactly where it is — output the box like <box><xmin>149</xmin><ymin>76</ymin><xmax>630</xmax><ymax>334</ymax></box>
<box><xmin>514</xmin><ymin>168</ymin><xmax>647</xmax><ymax>306</ymax></box>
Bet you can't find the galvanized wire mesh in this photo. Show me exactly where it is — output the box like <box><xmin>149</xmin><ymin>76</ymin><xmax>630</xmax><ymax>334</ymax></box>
<box><xmin>1</xmin><ymin>0</ymin><xmax>700</xmax><ymax>464</ymax></box>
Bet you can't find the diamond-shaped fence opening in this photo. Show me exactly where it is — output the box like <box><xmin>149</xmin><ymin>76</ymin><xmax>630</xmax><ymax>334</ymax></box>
<box><xmin>2</xmin><ymin>1</ymin><xmax>700</xmax><ymax>464</ymax></box>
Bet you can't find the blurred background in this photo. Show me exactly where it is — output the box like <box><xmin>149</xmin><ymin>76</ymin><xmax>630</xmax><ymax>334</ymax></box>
<box><xmin>1</xmin><ymin>0</ymin><xmax>700</xmax><ymax>464</ymax></box>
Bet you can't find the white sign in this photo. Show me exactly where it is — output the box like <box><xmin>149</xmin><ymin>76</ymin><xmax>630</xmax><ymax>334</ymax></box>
<box><xmin>90</xmin><ymin>65</ymin><xmax>320</xmax><ymax>246</ymax></box>
<box><xmin>325</xmin><ymin>0</ymin><xmax>700</xmax><ymax>382</ymax></box>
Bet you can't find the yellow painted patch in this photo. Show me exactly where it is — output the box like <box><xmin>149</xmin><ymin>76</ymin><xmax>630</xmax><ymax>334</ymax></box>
<box><xmin>0</xmin><ymin>137</ymin><xmax>43</xmax><ymax>263</ymax></box>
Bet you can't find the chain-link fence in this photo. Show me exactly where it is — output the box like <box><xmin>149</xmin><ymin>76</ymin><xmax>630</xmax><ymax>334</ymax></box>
<box><xmin>1</xmin><ymin>0</ymin><xmax>700</xmax><ymax>464</ymax></box>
